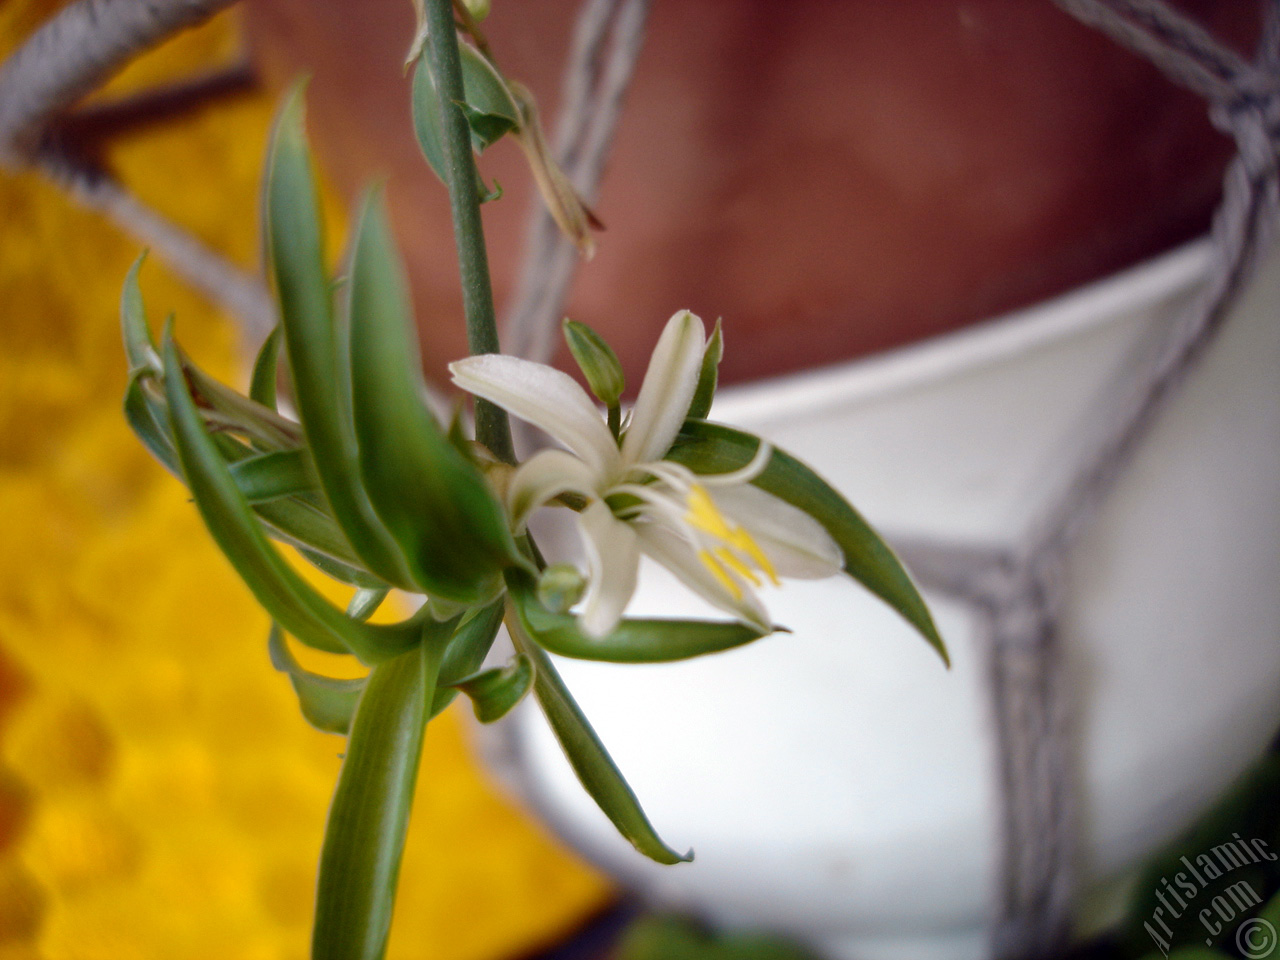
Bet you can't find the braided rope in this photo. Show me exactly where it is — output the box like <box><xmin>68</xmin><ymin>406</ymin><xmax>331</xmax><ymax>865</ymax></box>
<box><xmin>0</xmin><ymin>0</ymin><xmax>275</xmax><ymax>341</ymax></box>
<box><xmin>499</xmin><ymin>0</ymin><xmax>652</xmax><ymax>364</ymax></box>
<box><xmin>896</xmin><ymin>3</ymin><xmax>1280</xmax><ymax>954</ymax></box>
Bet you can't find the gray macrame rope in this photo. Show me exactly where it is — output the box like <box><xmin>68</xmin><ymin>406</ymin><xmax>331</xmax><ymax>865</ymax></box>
<box><xmin>0</xmin><ymin>0</ymin><xmax>276</xmax><ymax>341</ymax></box>
<box><xmin>894</xmin><ymin>2</ymin><xmax>1280</xmax><ymax>955</ymax></box>
<box><xmin>0</xmin><ymin>0</ymin><xmax>238</xmax><ymax>165</ymax></box>
<box><xmin>500</xmin><ymin>0</ymin><xmax>651</xmax><ymax>364</ymax></box>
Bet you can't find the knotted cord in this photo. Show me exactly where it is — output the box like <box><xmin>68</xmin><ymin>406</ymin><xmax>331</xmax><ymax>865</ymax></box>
<box><xmin>499</xmin><ymin>0</ymin><xmax>652</xmax><ymax>363</ymax></box>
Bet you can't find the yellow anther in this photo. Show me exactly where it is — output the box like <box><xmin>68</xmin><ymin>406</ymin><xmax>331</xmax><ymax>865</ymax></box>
<box><xmin>685</xmin><ymin>483</ymin><xmax>779</xmax><ymax>587</ymax></box>
<box><xmin>727</xmin><ymin>528</ymin><xmax>779</xmax><ymax>586</ymax></box>
<box><xmin>715</xmin><ymin>547</ymin><xmax>761</xmax><ymax>587</ymax></box>
<box><xmin>698</xmin><ymin>549</ymin><xmax>743</xmax><ymax>599</ymax></box>
<box><xmin>685</xmin><ymin>484</ymin><xmax>735</xmax><ymax>539</ymax></box>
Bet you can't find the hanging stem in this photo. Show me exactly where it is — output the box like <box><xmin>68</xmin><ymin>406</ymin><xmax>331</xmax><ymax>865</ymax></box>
<box><xmin>423</xmin><ymin>0</ymin><xmax>515</xmax><ymax>463</ymax></box>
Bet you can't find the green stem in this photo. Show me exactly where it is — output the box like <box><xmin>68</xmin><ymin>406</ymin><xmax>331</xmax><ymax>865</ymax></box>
<box><xmin>424</xmin><ymin>0</ymin><xmax>515</xmax><ymax>463</ymax></box>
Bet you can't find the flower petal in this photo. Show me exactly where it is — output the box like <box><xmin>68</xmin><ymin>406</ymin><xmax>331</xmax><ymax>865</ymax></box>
<box><xmin>450</xmin><ymin>354</ymin><xmax>619</xmax><ymax>474</ymax></box>
<box><xmin>620</xmin><ymin>310</ymin><xmax>705</xmax><ymax>466</ymax></box>
<box><xmin>712</xmin><ymin>484</ymin><xmax>844</xmax><ymax>579</ymax></box>
<box><xmin>633</xmin><ymin>522</ymin><xmax>770</xmax><ymax>632</ymax></box>
<box><xmin>506</xmin><ymin>448</ymin><xmax>599</xmax><ymax>532</ymax></box>
<box><xmin>578</xmin><ymin>501</ymin><xmax>640</xmax><ymax>638</ymax></box>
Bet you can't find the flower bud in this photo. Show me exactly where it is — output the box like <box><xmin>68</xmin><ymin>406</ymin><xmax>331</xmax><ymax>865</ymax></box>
<box><xmin>563</xmin><ymin>319</ymin><xmax>625</xmax><ymax>407</ymax></box>
<box><xmin>538</xmin><ymin>563</ymin><xmax>587</xmax><ymax>614</ymax></box>
<box><xmin>460</xmin><ymin>0</ymin><xmax>491</xmax><ymax>22</ymax></box>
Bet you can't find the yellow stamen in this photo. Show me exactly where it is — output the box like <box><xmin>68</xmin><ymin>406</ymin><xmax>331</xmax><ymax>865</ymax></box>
<box><xmin>715</xmin><ymin>547</ymin><xmax>761</xmax><ymax>587</ymax></box>
<box><xmin>727</xmin><ymin>528</ymin><xmax>779</xmax><ymax>586</ymax></box>
<box><xmin>685</xmin><ymin>484</ymin><xmax>734</xmax><ymax>539</ymax></box>
<box><xmin>698</xmin><ymin>549</ymin><xmax>743</xmax><ymax>599</ymax></box>
<box><xmin>685</xmin><ymin>483</ymin><xmax>780</xmax><ymax>586</ymax></box>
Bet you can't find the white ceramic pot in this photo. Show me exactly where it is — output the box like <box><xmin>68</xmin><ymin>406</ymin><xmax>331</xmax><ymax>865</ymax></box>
<box><xmin>496</xmin><ymin>239</ymin><xmax>1280</xmax><ymax>959</ymax></box>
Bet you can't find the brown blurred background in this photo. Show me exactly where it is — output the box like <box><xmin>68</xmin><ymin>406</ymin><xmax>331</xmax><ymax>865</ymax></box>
<box><xmin>245</xmin><ymin>0</ymin><xmax>1256</xmax><ymax>388</ymax></box>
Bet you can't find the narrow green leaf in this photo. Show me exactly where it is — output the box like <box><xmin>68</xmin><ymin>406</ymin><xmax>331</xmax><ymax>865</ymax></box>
<box><xmin>161</xmin><ymin>327</ymin><xmax>427</xmax><ymax>664</ymax></box>
<box><xmin>411</xmin><ymin>54</ymin><xmax>504</xmax><ymax>200</ymax></box>
<box><xmin>668</xmin><ymin>420</ymin><xmax>948</xmax><ymax>665</ymax></box>
<box><xmin>510</xmin><ymin>617</ymin><xmax>690</xmax><ymax>865</ymax></box>
<box><xmin>268</xmin><ymin>624</ymin><xmax>366</xmax><ymax>735</ymax></box>
<box><xmin>478</xmin><ymin>176</ymin><xmax>503</xmax><ymax>204</ymax></box>
<box><xmin>510</xmin><ymin>576</ymin><xmax>769</xmax><ymax>663</ymax></box>
<box><xmin>294</xmin><ymin>545</ymin><xmax>386</xmax><ymax>590</ymax></box>
<box><xmin>124</xmin><ymin>371</ymin><xmax>180</xmax><ymax>476</ymax></box>
<box><xmin>229</xmin><ymin>448</ymin><xmax>318</xmax><ymax>503</ymax></box>
<box><xmin>313</xmin><ymin>624</ymin><xmax>449</xmax><ymax>960</ymax></box>
<box><xmin>617</xmin><ymin>915</ymin><xmax>823</xmax><ymax>960</ymax></box>
<box><xmin>179</xmin><ymin>347</ymin><xmax>303</xmax><ymax>450</ymax></box>
<box><xmin>686</xmin><ymin>318</ymin><xmax>722</xmax><ymax>421</ymax></box>
<box><xmin>431</xmin><ymin>599</ymin><xmax>504</xmax><ymax>718</ymax></box>
<box><xmin>347</xmin><ymin>587</ymin><xmax>390</xmax><ymax>622</ymax></box>
<box><xmin>250</xmin><ymin>325</ymin><xmax>283</xmax><ymax>409</ymax></box>
<box><xmin>265</xmin><ymin>85</ymin><xmax>416</xmax><ymax>591</ymax></box>
<box><xmin>458</xmin><ymin>43</ymin><xmax>519</xmax><ymax>127</ymax></box>
<box><xmin>410</xmin><ymin>56</ymin><xmax>447</xmax><ymax>183</ymax></box>
<box><xmin>347</xmin><ymin>188</ymin><xmax>524</xmax><ymax>603</ymax></box>
<box><xmin>253</xmin><ymin>500</ymin><xmax>367</xmax><ymax>572</ymax></box>
<box><xmin>451</xmin><ymin>653</ymin><xmax>533</xmax><ymax>723</ymax></box>
<box><xmin>121</xmin><ymin>257</ymin><xmax>185</xmax><ymax>478</ymax></box>
<box><xmin>121</xmin><ymin>253</ymin><xmax>159</xmax><ymax>373</ymax></box>
<box><xmin>456</xmin><ymin>101</ymin><xmax>517</xmax><ymax>152</ymax></box>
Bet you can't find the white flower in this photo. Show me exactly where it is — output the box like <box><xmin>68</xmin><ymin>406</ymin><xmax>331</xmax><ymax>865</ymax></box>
<box><xmin>449</xmin><ymin>310</ymin><xmax>843</xmax><ymax>637</ymax></box>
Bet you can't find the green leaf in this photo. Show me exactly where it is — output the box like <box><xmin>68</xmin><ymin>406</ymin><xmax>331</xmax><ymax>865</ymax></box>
<box><xmin>451</xmin><ymin>653</ymin><xmax>533</xmax><ymax>723</ymax></box>
<box><xmin>431</xmin><ymin>599</ymin><xmax>504</xmax><ymax>719</ymax></box>
<box><xmin>161</xmin><ymin>327</ymin><xmax>427</xmax><ymax>665</ymax></box>
<box><xmin>250</xmin><ymin>325</ymin><xmax>283</xmax><ymax>409</ymax></box>
<box><xmin>668</xmin><ymin>419</ymin><xmax>948</xmax><ymax>665</ymax></box>
<box><xmin>253</xmin><ymin>500</ymin><xmax>367</xmax><ymax>572</ymax></box>
<box><xmin>121</xmin><ymin>253</ymin><xmax>159</xmax><ymax>373</ymax></box>
<box><xmin>178</xmin><ymin>346</ymin><xmax>303</xmax><ymax>450</ymax></box>
<box><xmin>268</xmin><ymin>624</ymin><xmax>366</xmax><ymax>734</ymax></box>
<box><xmin>294</xmin><ymin>545</ymin><xmax>386</xmax><ymax>590</ymax></box>
<box><xmin>347</xmin><ymin>587</ymin><xmax>390</xmax><ymax>622</ymax></box>
<box><xmin>615</xmin><ymin>915</ymin><xmax>823</xmax><ymax>960</ymax></box>
<box><xmin>124</xmin><ymin>371</ymin><xmax>180</xmax><ymax>477</ymax></box>
<box><xmin>511</xmin><ymin>622</ymin><xmax>690</xmax><ymax>865</ymax></box>
<box><xmin>456</xmin><ymin>101</ymin><xmax>517</xmax><ymax>152</ymax></box>
<box><xmin>228</xmin><ymin>448</ymin><xmax>318</xmax><ymax>503</ymax></box>
<box><xmin>510</xmin><ymin>576</ymin><xmax>770</xmax><ymax>663</ymax></box>
<box><xmin>411</xmin><ymin>54</ymin><xmax>507</xmax><ymax>200</ymax></box>
<box><xmin>346</xmin><ymin>188</ymin><xmax>524</xmax><ymax>603</ymax></box>
<box><xmin>458</xmin><ymin>42</ymin><xmax>519</xmax><ymax>128</ymax></box>
<box><xmin>313</xmin><ymin>623</ymin><xmax>449</xmax><ymax>960</ymax></box>
<box><xmin>410</xmin><ymin>56</ymin><xmax>447</xmax><ymax>181</ymax></box>
<box><xmin>121</xmin><ymin>257</ymin><xmax>184</xmax><ymax>478</ymax></box>
<box><xmin>265</xmin><ymin>85</ymin><xmax>416</xmax><ymax>591</ymax></box>
<box><xmin>478</xmin><ymin>176</ymin><xmax>503</xmax><ymax>204</ymax></box>
<box><xmin>563</xmin><ymin>319</ymin><xmax>625</xmax><ymax>407</ymax></box>
<box><xmin>686</xmin><ymin>318</ymin><xmax>722</xmax><ymax>421</ymax></box>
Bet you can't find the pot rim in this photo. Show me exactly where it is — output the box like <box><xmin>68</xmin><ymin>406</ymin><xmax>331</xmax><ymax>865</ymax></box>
<box><xmin>714</xmin><ymin>237</ymin><xmax>1212</xmax><ymax>424</ymax></box>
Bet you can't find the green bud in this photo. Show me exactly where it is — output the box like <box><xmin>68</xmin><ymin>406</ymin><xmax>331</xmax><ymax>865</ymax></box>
<box><xmin>460</xmin><ymin>0</ymin><xmax>491</xmax><ymax>23</ymax></box>
<box><xmin>686</xmin><ymin>317</ymin><xmax>722</xmax><ymax>420</ymax></box>
<box><xmin>563</xmin><ymin>319</ymin><xmax>625</xmax><ymax>407</ymax></box>
<box><xmin>538</xmin><ymin>563</ymin><xmax>587</xmax><ymax>614</ymax></box>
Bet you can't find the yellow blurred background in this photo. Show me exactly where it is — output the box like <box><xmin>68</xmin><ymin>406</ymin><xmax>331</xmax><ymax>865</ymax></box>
<box><xmin>0</xmin><ymin>3</ymin><xmax>611</xmax><ymax>957</ymax></box>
